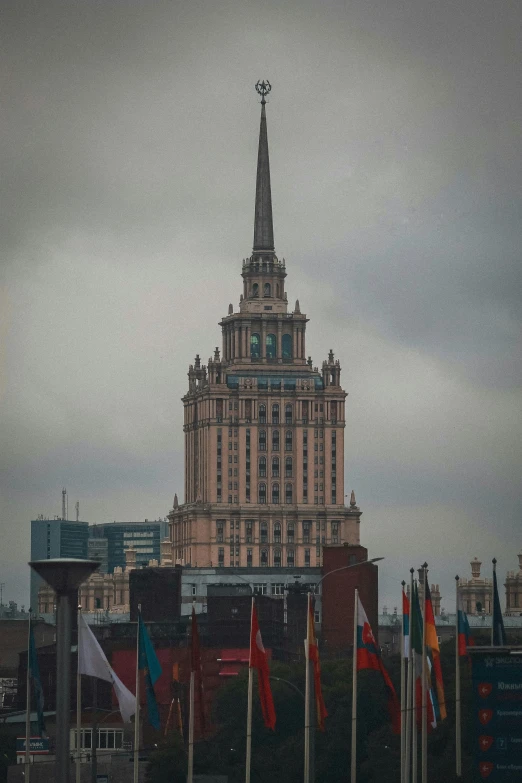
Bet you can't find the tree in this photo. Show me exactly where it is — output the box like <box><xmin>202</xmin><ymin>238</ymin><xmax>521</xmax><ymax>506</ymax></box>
<box><xmin>146</xmin><ymin>732</ymin><xmax>186</xmax><ymax>783</ymax></box>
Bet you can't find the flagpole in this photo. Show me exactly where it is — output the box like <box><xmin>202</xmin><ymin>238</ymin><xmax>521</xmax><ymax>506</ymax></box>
<box><xmin>25</xmin><ymin>609</ymin><xmax>31</xmax><ymax>782</ymax></box>
<box><xmin>187</xmin><ymin>670</ymin><xmax>195</xmax><ymax>783</ymax></box>
<box><xmin>133</xmin><ymin>603</ymin><xmax>141</xmax><ymax>783</ymax></box>
<box><xmin>303</xmin><ymin>592</ymin><xmax>311</xmax><ymax>783</ymax></box>
<box><xmin>76</xmin><ymin>605</ymin><xmax>82</xmax><ymax>783</ymax></box>
<box><xmin>491</xmin><ymin>558</ymin><xmax>495</xmax><ymax>645</ymax></box>
<box><xmin>245</xmin><ymin>597</ymin><xmax>254</xmax><ymax>783</ymax></box>
<box><xmin>412</xmin><ymin>580</ymin><xmax>418</xmax><ymax>783</ymax></box>
<box><xmin>405</xmin><ymin>570</ymin><xmax>414</xmax><ymax>783</ymax></box>
<box><xmin>400</xmin><ymin>611</ymin><xmax>405</xmax><ymax>782</ymax></box>
<box><xmin>421</xmin><ymin>564</ymin><xmax>428</xmax><ymax>783</ymax></box>
<box><xmin>351</xmin><ymin>587</ymin><xmax>358</xmax><ymax>783</ymax></box>
<box><xmin>188</xmin><ymin>603</ymin><xmax>197</xmax><ymax>783</ymax></box>
<box><xmin>455</xmin><ymin>576</ymin><xmax>462</xmax><ymax>778</ymax></box>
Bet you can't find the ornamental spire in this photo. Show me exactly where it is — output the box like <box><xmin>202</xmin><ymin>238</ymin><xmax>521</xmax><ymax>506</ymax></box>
<box><xmin>253</xmin><ymin>80</ymin><xmax>274</xmax><ymax>253</ymax></box>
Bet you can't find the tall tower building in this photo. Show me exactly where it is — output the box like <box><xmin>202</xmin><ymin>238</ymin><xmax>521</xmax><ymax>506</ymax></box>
<box><xmin>168</xmin><ymin>83</ymin><xmax>362</xmax><ymax>570</ymax></box>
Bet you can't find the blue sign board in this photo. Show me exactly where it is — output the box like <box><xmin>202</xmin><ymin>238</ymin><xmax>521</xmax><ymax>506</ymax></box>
<box><xmin>471</xmin><ymin>649</ymin><xmax>522</xmax><ymax>780</ymax></box>
<box><xmin>16</xmin><ymin>737</ymin><xmax>49</xmax><ymax>754</ymax></box>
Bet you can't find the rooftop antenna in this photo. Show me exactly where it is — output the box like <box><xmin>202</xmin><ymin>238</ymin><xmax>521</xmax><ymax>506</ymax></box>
<box><xmin>75</xmin><ymin>501</ymin><xmax>79</xmax><ymax>522</ymax></box>
<box><xmin>62</xmin><ymin>487</ymin><xmax>67</xmax><ymax>521</ymax></box>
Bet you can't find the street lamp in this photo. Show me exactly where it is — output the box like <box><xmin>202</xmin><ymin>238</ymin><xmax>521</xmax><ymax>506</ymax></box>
<box><xmin>28</xmin><ymin>559</ymin><xmax>99</xmax><ymax>783</ymax></box>
<box><xmin>313</xmin><ymin>557</ymin><xmax>384</xmax><ymax>594</ymax></box>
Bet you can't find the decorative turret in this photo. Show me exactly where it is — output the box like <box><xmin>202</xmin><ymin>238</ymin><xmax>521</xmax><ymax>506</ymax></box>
<box><xmin>322</xmin><ymin>348</ymin><xmax>341</xmax><ymax>387</ymax></box>
<box><xmin>470</xmin><ymin>557</ymin><xmax>482</xmax><ymax>579</ymax></box>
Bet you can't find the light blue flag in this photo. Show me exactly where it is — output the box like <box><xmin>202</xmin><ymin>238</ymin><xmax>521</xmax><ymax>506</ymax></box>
<box><xmin>138</xmin><ymin>614</ymin><xmax>162</xmax><ymax>729</ymax></box>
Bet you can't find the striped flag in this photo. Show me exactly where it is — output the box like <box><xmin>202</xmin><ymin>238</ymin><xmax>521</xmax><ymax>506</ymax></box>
<box><xmin>456</xmin><ymin>590</ymin><xmax>473</xmax><ymax>656</ymax></box>
<box><xmin>492</xmin><ymin>561</ymin><xmax>506</xmax><ymax>646</ymax></box>
<box><xmin>249</xmin><ymin>602</ymin><xmax>276</xmax><ymax>730</ymax></box>
<box><xmin>411</xmin><ymin>581</ymin><xmax>437</xmax><ymax>730</ymax></box>
<box><xmin>308</xmin><ymin>595</ymin><xmax>328</xmax><ymax>731</ymax></box>
<box><xmin>402</xmin><ymin>587</ymin><xmax>410</xmax><ymax>659</ymax></box>
<box><xmin>357</xmin><ymin>595</ymin><xmax>401</xmax><ymax>734</ymax></box>
<box><xmin>425</xmin><ymin>580</ymin><xmax>446</xmax><ymax>721</ymax></box>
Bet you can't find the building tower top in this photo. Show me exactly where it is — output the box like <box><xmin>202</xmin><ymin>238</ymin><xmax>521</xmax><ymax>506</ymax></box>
<box><xmin>253</xmin><ymin>80</ymin><xmax>274</xmax><ymax>253</ymax></box>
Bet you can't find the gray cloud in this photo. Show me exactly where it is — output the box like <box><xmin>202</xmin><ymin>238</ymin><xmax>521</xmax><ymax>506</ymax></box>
<box><xmin>1</xmin><ymin>0</ymin><xmax>521</xmax><ymax>611</ymax></box>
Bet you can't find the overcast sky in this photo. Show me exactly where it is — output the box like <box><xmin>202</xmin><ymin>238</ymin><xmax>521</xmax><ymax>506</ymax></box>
<box><xmin>1</xmin><ymin>0</ymin><xmax>521</xmax><ymax>613</ymax></box>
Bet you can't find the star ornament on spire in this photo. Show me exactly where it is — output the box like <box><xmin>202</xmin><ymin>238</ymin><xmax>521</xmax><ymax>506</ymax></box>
<box><xmin>255</xmin><ymin>79</ymin><xmax>272</xmax><ymax>103</ymax></box>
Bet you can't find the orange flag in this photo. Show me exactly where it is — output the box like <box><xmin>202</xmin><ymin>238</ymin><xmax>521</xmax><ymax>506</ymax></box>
<box><xmin>308</xmin><ymin>594</ymin><xmax>328</xmax><ymax>731</ymax></box>
<box><xmin>250</xmin><ymin>603</ymin><xmax>276</xmax><ymax>730</ymax></box>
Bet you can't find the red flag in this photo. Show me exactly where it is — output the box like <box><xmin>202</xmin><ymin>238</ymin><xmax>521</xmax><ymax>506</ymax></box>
<box><xmin>308</xmin><ymin>595</ymin><xmax>328</xmax><ymax>731</ymax></box>
<box><xmin>356</xmin><ymin>595</ymin><xmax>401</xmax><ymax>734</ymax></box>
<box><xmin>191</xmin><ymin>608</ymin><xmax>205</xmax><ymax>730</ymax></box>
<box><xmin>250</xmin><ymin>603</ymin><xmax>276</xmax><ymax>730</ymax></box>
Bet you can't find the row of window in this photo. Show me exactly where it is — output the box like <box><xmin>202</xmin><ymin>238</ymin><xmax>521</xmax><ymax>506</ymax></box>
<box><xmin>258</xmin><ymin>456</ymin><xmax>293</xmax><ymax>476</ymax></box>
<box><xmin>259</xmin><ymin>403</ymin><xmax>294</xmax><ymax>424</ymax></box>
<box><xmin>216</xmin><ymin>519</ymin><xmax>339</xmax><ymax>543</ymax></box>
<box><xmin>258</xmin><ymin>429</ymin><xmax>293</xmax><ymax>451</ymax></box>
<box><xmin>218</xmin><ymin>547</ymin><xmax>303</xmax><ymax>567</ymax></box>
<box><xmin>251</xmin><ymin>332</ymin><xmax>292</xmax><ymax>359</ymax></box>
<box><xmin>250</xmin><ymin>282</ymin><xmax>279</xmax><ymax>298</ymax></box>
<box><xmin>257</xmin><ymin>483</ymin><xmax>293</xmax><ymax>504</ymax></box>
<box><xmin>72</xmin><ymin>729</ymin><xmax>124</xmax><ymax>750</ymax></box>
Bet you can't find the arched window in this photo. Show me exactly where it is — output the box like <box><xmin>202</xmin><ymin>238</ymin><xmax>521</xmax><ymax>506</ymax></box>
<box><xmin>274</xmin><ymin>548</ymin><xmax>281</xmax><ymax>567</ymax></box>
<box><xmin>272</xmin><ymin>483</ymin><xmax>280</xmax><ymax>504</ymax></box>
<box><xmin>264</xmin><ymin>282</ymin><xmax>271</xmax><ymax>297</ymax></box>
<box><xmin>272</xmin><ymin>404</ymin><xmax>279</xmax><ymax>423</ymax></box>
<box><xmin>276</xmin><ymin>283</ymin><xmax>280</xmax><ymax>297</ymax></box>
<box><xmin>272</xmin><ymin>457</ymin><xmax>279</xmax><ymax>477</ymax></box>
<box><xmin>259</xmin><ymin>430</ymin><xmax>266</xmax><ymax>451</ymax></box>
<box><xmin>259</xmin><ymin>404</ymin><xmax>266</xmax><ymax>423</ymax></box>
<box><xmin>285</xmin><ymin>430</ymin><xmax>293</xmax><ymax>451</ymax></box>
<box><xmin>251</xmin><ymin>333</ymin><xmax>260</xmax><ymax>359</ymax></box>
<box><xmin>261</xmin><ymin>548</ymin><xmax>268</xmax><ymax>565</ymax></box>
<box><xmin>252</xmin><ymin>283</ymin><xmax>259</xmax><ymax>297</ymax></box>
<box><xmin>258</xmin><ymin>483</ymin><xmax>267</xmax><ymax>504</ymax></box>
<box><xmin>282</xmin><ymin>333</ymin><xmax>292</xmax><ymax>359</ymax></box>
<box><xmin>274</xmin><ymin>522</ymin><xmax>281</xmax><ymax>543</ymax></box>
<box><xmin>285</xmin><ymin>456</ymin><xmax>293</xmax><ymax>477</ymax></box>
<box><xmin>285</xmin><ymin>404</ymin><xmax>293</xmax><ymax>424</ymax></box>
<box><xmin>260</xmin><ymin>522</ymin><xmax>268</xmax><ymax>543</ymax></box>
<box><xmin>272</xmin><ymin>429</ymin><xmax>280</xmax><ymax>451</ymax></box>
<box><xmin>286</xmin><ymin>548</ymin><xmax>295</xmax><ymax>566</ymax></box>
<box><xmin>258</xmin><ymin>456</ymin><xmax>266</xmax><ymax>477</ymax></box>
<box><xmin>285</xmin><ymin>483</ymin><xmax>293</xmax><ymax>503</ymax></box>
<box><xmin>287</xmin><ymin>522</ymin><xmax>295</xmax><ymax>542</ymax></box>
<box><xmin>266</xmin><ymin>333</ymin><xmax>276</xmax><ymax>360</ymax></box>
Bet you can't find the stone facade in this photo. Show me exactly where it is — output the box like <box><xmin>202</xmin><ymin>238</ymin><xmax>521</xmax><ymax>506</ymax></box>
<box><xmin>168</xmin><ymin>92</ymin><xmax>362</xmax><ymax>571</ymax></box>
<box><xmin>458</xmin><ymin>557</ymin><xmax>493</xmax><ymax>615</ymax></box>
<box><xmin>505</xmin><ymin>550</ymin><xmax>522</xmax><ymax>616</ymax></box>
<box><xmin>36</xmin><ymin>549</ymin><xmax>149</xmax><ymax>615</ymax></box>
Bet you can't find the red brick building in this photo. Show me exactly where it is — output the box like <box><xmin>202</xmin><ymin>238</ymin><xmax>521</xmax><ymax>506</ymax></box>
<box><xmin>320</xmin><ymin>544</ymin><xmax>379</xmax><ymax>657</ymax></box>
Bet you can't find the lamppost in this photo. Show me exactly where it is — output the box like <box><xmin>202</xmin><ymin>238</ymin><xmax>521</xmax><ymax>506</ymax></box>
<box><xmin>304</xmin><ymin>556</ymin><xmax>384</xmax><ymax>783</ymax></box>
<box><xmin>28</xmin><ymin>558</ymin><xmax>99</xmax><ymax>783</ymax></box>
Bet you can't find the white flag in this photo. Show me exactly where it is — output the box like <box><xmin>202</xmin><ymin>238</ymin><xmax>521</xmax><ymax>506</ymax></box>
<box><xmin>78</xmin><ymin>614</ymin><xmax>135</xmax><ymax>723</ymax></box>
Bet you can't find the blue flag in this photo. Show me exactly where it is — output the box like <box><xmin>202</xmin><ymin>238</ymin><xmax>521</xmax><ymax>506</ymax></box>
<box><xmin>28</xmin><ymin>623</ymin><xmax>46</xmax><ymax>737</ymax></box>
<box><xmin>138</xmin><ymin>614</ymin><xmax>162</xmax><ymax>729</ymax></box>
<box><xmin>492</xmin><ymin>563</ymin><xmax>506</xmax><ymax>646</ymax></box>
